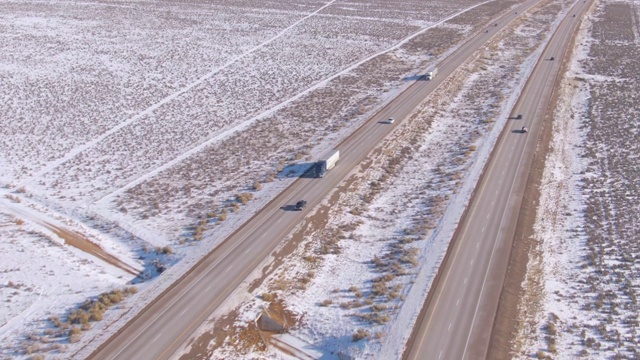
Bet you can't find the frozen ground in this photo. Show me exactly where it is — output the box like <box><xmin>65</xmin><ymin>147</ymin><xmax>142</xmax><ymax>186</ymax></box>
<box><xmin>514</xmin><ymin>0</ymin><xmax>640</xmax><ymax>358</ymax></box>
<box><xmin>176</xmin><ymin>0</ymin><xmax>582</xmax><ymax>358</ymax></box>
<box><xmin>0</xmin><ymin>0</ymin><xmax>517</xmax><ymax>357</ymax></box>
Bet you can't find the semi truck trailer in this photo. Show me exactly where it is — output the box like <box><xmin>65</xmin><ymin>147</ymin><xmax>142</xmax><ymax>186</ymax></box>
<box><xmin>426</xmin><ymin>67</ymin><xmax>438</xmax><ymax>80</ymax></box>
<box><xmin>315</xmin><ymin>149</ymin><xmax>339</xmax><ymax>178</ymax></box>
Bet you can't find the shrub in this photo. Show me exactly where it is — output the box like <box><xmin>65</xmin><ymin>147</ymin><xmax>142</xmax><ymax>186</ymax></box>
<box><xmin>162</xmin><ymin>246</ymin><xmax>174</xmax><ymax>255</ymax></box>
<box><xmin>50</xmin><ymin>316</ymin><xmax>62</xmax><ymax>328</ymax></box>
<box><xmin>218</xmin><ymin>209</ymin><xmax>228</xmax><ymax>221</ymax></box>
<box><xmin>89</xmin><ymin>307</ymin><xmax>104</xmax><ymax>322</ymax></box>
<box><xmin>78</xmin><ymin>310</ymin><xmax>90</xmax><ymax>324</ymax></box>
<box><xmin>109</xmin><ymin>290</ymin><xmax>124</xmax><ymax>304</ymax></box>
<box><xmin>194</xmin><ymin>225</ymin><xmax>205</xmax><ymax>241</ymax></box>
<box><xmin>235</xmin><ymin>192</ymin><xmax>253</xmax><ymax>205</ymax></box>
<box><xmin>340</xmin><ymin>300</ymin><xmax>362</xmax><ymax>309</ymax></box>
<box><xmin>546</xmin><ymin>322</ymin><xmax>557</xmax><ymax>336</ymax></box>
<box><xmin>262</xmin><ymin>293</ymin><xmax>275</xmax><ymax>302</ymax></box>
<box><xmin>265</xmin><ymin>172</ymin><xmax>276</xmax><ymax>183</ymax></box>
<box><xmin>320</xmin><ymin>299</ymin><xmax>333</xmax><ymax>307</ymax></box>
<box><xmin>372</xmin><ymin>282</ymin><xmax>387</xmax><ymax>296</ymax></box>
<box><xmin>253</xmin><ymin>180</ymin><xmax>263</xmax><ymax>191</ymax></box>
<box><xmin>24</xmin><ymin>343</ymin><xmax>40</xmax><ymax>355</ymax></box>
<box><xmin>372</xmin><ymin>313</ymin><xmax>390</xmax><ymax>324</ymax></box>
<box><xmin>352</xmin><ymin>329</ymin><xmax>369</xmax><ymax>342</ymax></box>
<box><xmin>372</xmin><ymin>256</ymin><xmax>385</xmax><ymax>268</ymax></box>
<box><xmin>68</xmin><ymin>327</ymin><xmax>81</xmax><ymax>336</ymax></box>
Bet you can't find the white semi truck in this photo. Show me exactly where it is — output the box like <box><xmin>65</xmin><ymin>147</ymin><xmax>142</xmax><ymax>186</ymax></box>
<box><xmin>426</xmin><ymin>67</ymin><xmax>438</xmax><ymax>80</ymax></box>
<box><xmin>315</xmin><ymin>149</ymin><xmax>339</xmax><ymax>178</ymax></box>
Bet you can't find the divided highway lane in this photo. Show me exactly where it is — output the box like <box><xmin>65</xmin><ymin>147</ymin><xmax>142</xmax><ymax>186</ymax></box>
<box><xmin>89</xmin><ymin>1</ymin><xmax>544</xmax><ymax>359</ymax></box>
<box><xmin>403</xmin><ymin>1</ymin><xmax>592</xmax><ymax>359</ymax></box>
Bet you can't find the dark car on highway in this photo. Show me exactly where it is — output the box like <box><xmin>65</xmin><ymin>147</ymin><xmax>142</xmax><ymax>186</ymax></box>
<box><xmin>295</xmin><ymin>200</ymin><xmax>307</xmax><ymax>210</ymax></box>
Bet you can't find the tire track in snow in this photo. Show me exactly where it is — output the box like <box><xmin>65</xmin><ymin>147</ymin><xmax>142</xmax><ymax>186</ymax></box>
<box><xmin>94</xmin><ymin>0</ymin><xmax>493</xmax><ymax>206</ymax></box>
<box><xmin>17</xmin><ymin>0</ymin><xmax>338</xmax><ymax>189</ymax></box>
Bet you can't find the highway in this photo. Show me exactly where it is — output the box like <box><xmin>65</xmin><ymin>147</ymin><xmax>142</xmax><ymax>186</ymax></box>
<box><xmin>403</xmin><ymin>0</ymin><xmax>592</xmax><ymax>359</ymax></box>
<box><xmin>89</xmin><ymin>1</ymin><xmax>546</xmax><ymax>359</ymax></box>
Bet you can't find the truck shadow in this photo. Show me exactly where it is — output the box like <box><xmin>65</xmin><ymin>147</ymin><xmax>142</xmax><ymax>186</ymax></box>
<box><xmin>279</xmin><ymin>162</ymin><xmax>317</xmax><ymax>179</ymax></box>
<box><xmin>279</xmin><ymin>204</ymin><xmax>300</xmax><ymax>211</ymax></box>
<box><xmin>402</xmin><ymin>74</ymin><xmax>426</xmax><ymax>82</ymax></box>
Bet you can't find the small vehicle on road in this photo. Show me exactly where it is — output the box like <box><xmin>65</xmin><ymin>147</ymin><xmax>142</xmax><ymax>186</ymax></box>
<box><xmin>295</xmin><ymin>200</ymin><xmax>307</xmax><ymax>210</ymax></box>
<box><xmin>521</xmin><ymin>126</ymin><xmax>528</xmax><ymax>133</ymax></box>
<box><xmin>386</xmin><ymin>118</ymin><xmax>396</xmax><ymax>124</ymax></box>
<box><xmin>516</xmin><ymin>114</ymin><xmax>523</xmax><ymax>119</ymax></box>
<box><xmin>550</xmin><ymin>56</ymin><xmax>555</xmax><ymax>61</ymax></box>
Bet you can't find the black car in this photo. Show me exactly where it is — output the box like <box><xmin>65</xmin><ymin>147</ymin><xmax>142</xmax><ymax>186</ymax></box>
<box><xmin>295</xmin><ymin>200</ymin><xmax>307</xmax><ymax>210</ymax></box>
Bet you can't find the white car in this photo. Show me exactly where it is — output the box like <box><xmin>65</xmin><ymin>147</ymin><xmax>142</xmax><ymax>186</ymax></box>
<box><xmin>386</xmin><ymin>118</ymin><xmax>396</xmax><ymax>124</ymax></box>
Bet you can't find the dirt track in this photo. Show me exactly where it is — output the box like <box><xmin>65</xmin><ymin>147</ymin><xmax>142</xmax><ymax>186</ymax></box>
<box><xmin>45</xmin><ymin>223</ymin><xmax>139</xmax><ymax>276</ymax></box>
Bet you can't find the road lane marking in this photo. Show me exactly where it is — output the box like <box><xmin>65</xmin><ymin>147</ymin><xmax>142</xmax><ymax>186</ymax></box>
<box><xmin>464</xmin><ymin>277</ymin><xmax>468</xmax><ymax>284</ymax></box>
<box><xmin>476</xmin><ymin>242</ymin><xmax>480</xmax><ymax>248</ymax></box>
<box><xmin>152</xmin><ymin>334</ymin><xmax>162</xmax><ymax>343</ymax></box>
<box><xmin>470</xmin><ymin>259</ymin><xmax>474</xmax><ymax>265</ymax></box>
<box><xmin>206</xmin><ymin>285</ymin><xmax>212</xmax><ymax>292</ymax></box>
<box><xmin>456</xmin><ymin>298</ymin><xmax>460</xmax><ymax>306</ymax></box>
<box><xmin>448</xmin><ymin>323</ymin><xmax>452</xmax><ymax>332</ymax></box>
<box><xmin>481</xmin><ymin>226</ymin><xmax>485</xmax><ymax>233</ymax></box>
<box><xmin>180</xmin><ymin>308</ymin><xmax>188</xmax><ymax>316</ymax></box>
<box><xmin>439</xmin><ymin>350</ymin><xmax>443</xmax><ymax>359</ymax></box>
<box><xmin>225</xmin><ymin>266</ymin><xmax>231</xmax><ymax>273</ymax></box>
<box><xmin>244</xmin><ymin>247</ymin><xmax>252</xmax><ymax>254</ymax></box>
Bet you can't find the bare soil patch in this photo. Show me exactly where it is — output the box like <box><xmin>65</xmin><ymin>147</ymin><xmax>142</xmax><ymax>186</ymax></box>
<box><xmin>44</xmin><ymin>223</ymin><xmax>138</xmax><ymax>276</ymax></box>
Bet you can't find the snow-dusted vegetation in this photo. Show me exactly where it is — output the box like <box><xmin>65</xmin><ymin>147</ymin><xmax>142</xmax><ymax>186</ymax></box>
<box><xmin>515</xmin><ymin>0</ymin><xmax>640</xmax><ymax>358</ymax></box>
<box><xmin>1</xmin><ymin>0</ymin><xmax>518</xmax><ymax>357</ymax></box>
<box><xmin>181</xmin><ymin>0</ymin><xmax>583</xmax><ymax>358</ymax></box>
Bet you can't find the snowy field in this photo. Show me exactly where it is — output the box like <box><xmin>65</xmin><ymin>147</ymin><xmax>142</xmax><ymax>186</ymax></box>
<box><xmin>514</xmin><ymin>0</ymin><xmax>640</xmax><ymax>358</ymax></box>
<box><xmin>173</xmin><ymin>0</ymin><xmax>584</xmax><ymax>358</ymax></box>
<box><xmin>0</xmin><ymin>0</ymin><xmax>518</xmax><ymax>357</ymax></box>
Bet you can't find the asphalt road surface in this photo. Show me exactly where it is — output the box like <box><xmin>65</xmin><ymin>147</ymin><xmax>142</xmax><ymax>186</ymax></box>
<box><xmin>403</xmin><ymin>1</ymin><xmax>592</xmax><ymax>359</ymax></box>
<box><xmin>89</xmin><ymin>1</ymin><xmax>549</xmax><ymax>359</ymax></box>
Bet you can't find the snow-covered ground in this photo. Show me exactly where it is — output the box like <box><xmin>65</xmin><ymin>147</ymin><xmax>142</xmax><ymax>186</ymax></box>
<box><xmin>177</xmin><ymin>0</ymin><xmax>583</xmax><ymax>358</ymax></box>
<box><xmin>1</xmin><ymin>0</ymin><xmax>613</xmax><ymax>357</ymax></box>
<box><xmin>0</xmin><ymin>0</ymin><xmax>508</xmax><ymax>357</ymax></box>
<box><xmin>514</xmin><ymin>0</ymin><xmax>640</xmax><ymax>358</ymax></box>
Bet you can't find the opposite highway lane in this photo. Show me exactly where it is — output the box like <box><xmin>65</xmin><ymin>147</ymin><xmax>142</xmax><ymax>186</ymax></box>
<box><xmin>403</xmin><ymin>0</ymin><xmax>592</xmax><ymax>359</ymax></box>
<box><xmin>89</xmin><ymin>1</ymin><xmax>546</xmax><ymax>358</ymax></box>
